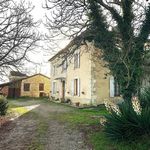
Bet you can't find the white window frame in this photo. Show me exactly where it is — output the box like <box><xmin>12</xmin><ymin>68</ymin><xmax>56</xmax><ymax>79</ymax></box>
<box><xmin>62</xmin><ymin>60</ymin><xmax>67</xmax><ymax>72</ymax></box>
<box><xmin>71</xmin><ymin>78</ymin><xmax>80</xmax><ymax>97</ymax></box>
<box><xmin>52</xmin><ymin>81</ymin><xmax>57</xmax><ymax>94</ymax></box>
<box><xmin>74</xmin><ymin>50</ymin><xmax>80</xmax><ymax>69</ymax></box>
<box><xmin>53</xmin><ymin>65</ymin><xmax>56</xmax><ymax>76</ymax></box>
<box><xmin>110</xmin><ymin>77</ymin><xmax>115</xmax><ymax>97</ymax></box>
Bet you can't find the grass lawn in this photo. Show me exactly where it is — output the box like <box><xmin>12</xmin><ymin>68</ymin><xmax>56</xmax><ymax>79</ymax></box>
<box><xmin>7</xmin><ymin>98</ymin><xmax>48</xmax><ymax>119</ymax></box>
<box><xmin>53</xmin><ymin>103</ymin><xmax>150</xmax><ymax>150</ymax></box>
<box><xmin>6</xmin><ymin>99</ymin><xmax>150</xmax><ymax>150</ymax></box>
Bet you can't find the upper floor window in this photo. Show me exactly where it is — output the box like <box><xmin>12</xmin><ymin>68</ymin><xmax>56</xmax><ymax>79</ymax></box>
<box><xmin>74</xmin><ymin>51</ymin><xmax>80</xmax><ymax>69</ymax></box>
<box><xmin>24</xmin><ymin>83</ymin><xmax>30</xmax><ymax>91</ymax></box>
<box><xmin>114</xmin><ymin>80</ymin><xmax>121</xmax><ymax>96</ymax></box>
<box><xmin>39</xmin><ymin>83</ymin><xmax>44</xmax><ymax>91</ymax></box>
<box><xmin>53</xmin><ymin>65</ymin><xmax>57</xmax><ymax>75</ymax></box>
<box><xmin>62</xmin><ymin>60</ymin><xmax>67</xmax><ymax>72</ymax></box>
<box><xmin>51</xmin><ymin>64</ymin><xmax>57</xmax><ymax>76</ymax></box>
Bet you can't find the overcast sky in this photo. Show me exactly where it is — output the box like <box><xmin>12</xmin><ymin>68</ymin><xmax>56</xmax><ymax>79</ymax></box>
<box><xmin>26</xmin><ymin>0</ymin><xmax>69</xmax><ymax>76</ymax></box>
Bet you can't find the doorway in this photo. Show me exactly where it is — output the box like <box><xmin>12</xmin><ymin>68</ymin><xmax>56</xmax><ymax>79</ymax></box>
<box><xmin>62</xmin><ymin>81</ymin><xmax>65</xmax><ymax>99</ymax></box>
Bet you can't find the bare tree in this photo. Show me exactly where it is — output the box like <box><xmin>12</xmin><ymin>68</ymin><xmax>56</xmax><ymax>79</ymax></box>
<box><xmin>0</xmin><ymin>0</ymin><xmax>40</xmax><ymax>79</ymax></box>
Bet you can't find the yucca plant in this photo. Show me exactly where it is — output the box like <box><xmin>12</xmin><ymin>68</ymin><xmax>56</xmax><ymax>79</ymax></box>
<box><xmin>104</xmin><ymin>102</ymin><xmax>150</xmax><ymax>141</ymax></box>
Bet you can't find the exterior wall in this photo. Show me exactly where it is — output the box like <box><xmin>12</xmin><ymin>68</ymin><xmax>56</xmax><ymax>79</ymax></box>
<box><xmin>0</xmin><ymin>81</ymin><xmax>22</xmax><ymax>98</ymax></box>
<box><xmin>50</xmin><ymin>57</ymin><xmax>67</xmax><ymax>100</ymax></box>
<box><xmin>91</xmin><ymin>44</ymin><xmax>121</xmax><ymax>104</ymax></box>
<box><xmin>65</xmin><ymin>45</ymin><xmax>92</xmax><ymax>105</ymax></box>
<box><xmin>21</xmin><ymin>75</ymin><xmax>50</xmax><ymax>97</ymax></box>
<box><xmin>50</xmin><ymin>44</ymin><xmax>92</xmax><ymax>105</ymax></box>
<box><xmin>0</xmin><ymin>86</ymin><xmax>9</xmax><ymax>96</ymax></box>
<box><xmin>50</xmin><ymin>42</ymin><xmax>121</xmax><ymax>106</ymax></box>
<box><xmin>8</xmin><ymin>81</ymin><xmax>22</xmax><ymax>98</ymax></box>
<box><xmin>91</xmin><ymin>48</ymin><xmax>111</xmax><ymax>104</ymax></box>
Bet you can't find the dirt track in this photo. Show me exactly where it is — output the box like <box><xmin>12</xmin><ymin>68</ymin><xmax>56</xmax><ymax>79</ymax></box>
<box><xmin>0</xmin><ymin>100</ymin><xmax>90</xmax><ymax>150</ymax></box>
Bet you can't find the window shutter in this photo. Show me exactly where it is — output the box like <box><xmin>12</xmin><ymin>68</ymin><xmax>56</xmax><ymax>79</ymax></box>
<box><xmin>110</xmin><ymin>77</ymin><xmax>115</xmax><ymax>97</ymax></box>
<box><xmin>78</xmin><ymin>78</ymin><xmax>80</xmax><ymax>96</ymax></box>
<box><xmin>71</xmin><ymin>80</ymin><xmax>74</xmax><ymax>96</ymax></box>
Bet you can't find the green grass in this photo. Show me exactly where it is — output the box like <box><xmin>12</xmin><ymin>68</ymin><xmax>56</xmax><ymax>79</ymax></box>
<box><xmin>7</xmin><ymin>98</ymin><xmax>50</xmax><ymax>150</ymax></box>
<box><xmin>29</xmin><ymin>119</ymin><xmax>49</xmax><ymax>150</ymax></box>
<box><xmin>8</xmin><ymin>98</ymin><xmax>49</xmax><ymax>108</ymax></box>
<box><xmin>56</xmin><ymin>107</ymin><xmax>107</xmax><ymax>126</ymax></box>
<box><xmin>90</xmin><ymin>132</ymin><xmax>150</xmax><ymax>150</ymax></box>
<box><xmin>8</xmin><ymin>107</ymin><xmax>28</xmax><ymax>114</ymax></box>
<box><xmin>6</xmin><ymin>99</ymin><xmax>150</xmax><ymax>150</ymax></box>
<box><xmin>52</xmin><ymin>103</ymin><xmax>150</xmax><ymax>150</ymax></box>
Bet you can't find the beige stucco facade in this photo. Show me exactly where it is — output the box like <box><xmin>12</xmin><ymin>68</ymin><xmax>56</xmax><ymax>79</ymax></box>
<box><xmin>50</xmin><ymin>42</ymin><xmax>120</xmax><ymax>106</ymax></box>
<box><xmin>21</xmin><ymin>74</ymin><xmax>50</xmax><ymax>97</ymax></box>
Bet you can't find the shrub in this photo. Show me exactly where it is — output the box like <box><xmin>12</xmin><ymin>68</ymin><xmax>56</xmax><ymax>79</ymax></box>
<box><xmin>104</xmin><ymin>102</ymin><xmax>150</xmax><ymax>141</ymax></box>
<box><xmin>0</xmin><ymin>98</ymin><xmax>8</xmax><ymax>116</ymax></box>
<box><xmin>139</xmin><ymin>87</ymin><xmax>150</xmax><ymax>108</ymax></box>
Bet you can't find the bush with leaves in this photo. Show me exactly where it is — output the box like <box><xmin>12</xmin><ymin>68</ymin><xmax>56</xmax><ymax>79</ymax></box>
<box><xmin>0</xmin><ymin>98</ymin><xmax>8</xmax><ymax>116</ymax></box>
<box><xmin>104</xmin><ymin>101</ymin><xmax>150</xmax><ymax>141</ymax></box>
<box><xmin>139</xmin><ymin>87</ymin><xmax>150</xmax><ymax>108</ymax></box>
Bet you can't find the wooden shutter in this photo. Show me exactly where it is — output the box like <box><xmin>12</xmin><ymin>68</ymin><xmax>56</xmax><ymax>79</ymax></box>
<box><xmin>110</xmin><ymin>77</ymin><xmax>115</xmax><ymax>97</ymax></box>
<box><xmin>71</xmin><ymin>80</ymin><xmax>74</xmax><ymax>96</ymax></box>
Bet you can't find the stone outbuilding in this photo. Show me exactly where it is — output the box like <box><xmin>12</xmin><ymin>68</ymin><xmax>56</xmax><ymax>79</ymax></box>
<box><xmin>0</xmin><ymin>74</ymin><xmax>50</xmax><ymax>98</ymax></box>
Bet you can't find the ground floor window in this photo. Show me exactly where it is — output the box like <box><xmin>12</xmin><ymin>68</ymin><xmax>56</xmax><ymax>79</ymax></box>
<box><xmin>110</xmin><ymin>77</ymin><xmax>120</xmax><ymax>97</ymax></box>
<box><xmin>24</xmin><ymin>83</ymin><xmax>30</xmax><ymax>91</ymax></box>
<box><xmin>74</xmin><ymin>79</ymin><xmax>78</xmax><ymax>96</ymax></box>
<box><xmin>52</xmin><ymin>82</ymin><xmax>57</xmax><ymax>94</ymax></box>
<box><xmin>72</xmin><ymin>78</ymin><xmax>80</xmax><ymax>96</ymax></box>
<box><xmin>39</xmin><ymin>83</ymin><xmax>44</xmax><ymax>91</ymax></box>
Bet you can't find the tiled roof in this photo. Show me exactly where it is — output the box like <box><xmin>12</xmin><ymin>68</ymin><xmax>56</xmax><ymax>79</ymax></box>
<box><xmin>10</xmin><ymin>71</ymin><xmax>27</xmax><ymax>77</ymax></box>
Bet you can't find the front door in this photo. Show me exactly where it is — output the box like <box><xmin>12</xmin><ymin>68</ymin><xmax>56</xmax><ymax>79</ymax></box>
<box><xmin>62</xmin><ymin>81</ymin><xmax>65</xmax><ymax>99</ymax></box>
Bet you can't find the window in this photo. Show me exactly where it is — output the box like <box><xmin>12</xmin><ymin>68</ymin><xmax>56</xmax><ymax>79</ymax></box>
<box><xmin>51</xmin><ymin>65</ymin><xmax>57</xmax><ymax>76</ymax></box>
<box><xmin>110</xmin><ymin>77</ymin><xmax>120</xmax><ymax>97</ymax></box>
<box><xmin>74</xmin><ymin>51</ymin><xmax>80</xmax><ymax>69</ymax></box>
<box><xmin>52</xmin><ymin>82</ymin><xmax>57</xmax><ymax>94</ymax></box>
<box><xmin>24</xmin><ymin>83</ymin><xmax>30</xmax><ymax>91</ymax></box>
<box><xmin>114</xmin><ymin>80</ymin><xmax>121</xmax><ymax>96</ymax></box>
<box><xmin>39</xmin><ymin>83</ymin><xmax>44</xmax><ymax>91</ymax></box>
<box><xmin>62</xmin><ymin>60</ymin><xmax>67</xmax><ymax>72</ymax></box>
<box><xmin>53</xmin><ymin>65</ymin><xmax>57</xmax><ymax>76</ymax></box>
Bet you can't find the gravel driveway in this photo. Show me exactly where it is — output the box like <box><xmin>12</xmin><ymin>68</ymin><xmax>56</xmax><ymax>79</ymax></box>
<box><xmin>0</xmin><ymin>100</ymin><xmax>90</xmax><ymax>150</ymax></box>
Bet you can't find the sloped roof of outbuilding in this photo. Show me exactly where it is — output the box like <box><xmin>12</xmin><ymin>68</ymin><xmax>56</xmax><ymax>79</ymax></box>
<box><xmin>0</xmin><ymin>73</ymin><xmax>50</xmax><ymax>87</ymax></box>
